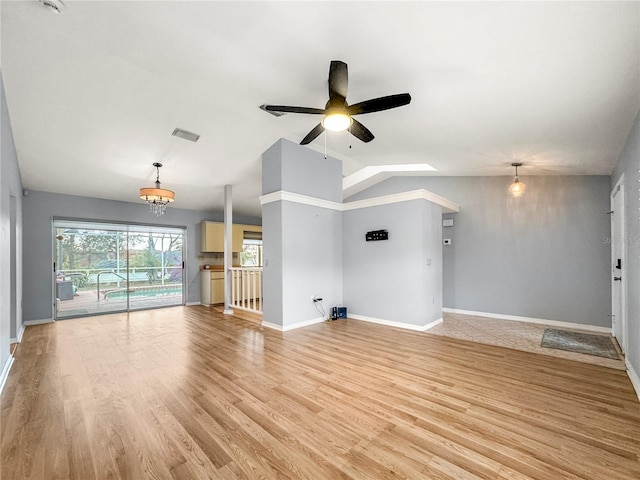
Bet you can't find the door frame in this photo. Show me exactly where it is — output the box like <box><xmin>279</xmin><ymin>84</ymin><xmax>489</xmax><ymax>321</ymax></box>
<box><xmin>610</xmin><ymin>174</ymin><xmax>627</xmax><ymax>354</ymax></box>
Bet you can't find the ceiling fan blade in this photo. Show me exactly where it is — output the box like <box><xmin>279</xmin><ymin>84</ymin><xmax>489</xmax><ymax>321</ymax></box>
<box><xmin>261</xmin><ymin>104</ymin><xmax>325</xmax><ymax>115</ymax></box>
<box><xmin>347</xmin><ymin>93</ymin><xmax>412</xmax><ymax>115</ymax></box>
<box><xmin>350</xmin><ymin>118</ymin><xmax>375</xmax><ymax>143</ymax></box>
<box><xmin>328</xmin><ymin>60</ymin><xmax>348</xmax><ymax>102</ymax></box>
<box><xmin>300</xmin><ymin>123</ymin><xmax>325</xmax><ymax>145</ymax></box>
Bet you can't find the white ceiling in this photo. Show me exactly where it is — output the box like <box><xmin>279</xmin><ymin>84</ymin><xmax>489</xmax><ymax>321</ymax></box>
<box><xmin>2</xmin><ymin>1</ymin><xmax>638</xmax><ymax>217</ymax></box>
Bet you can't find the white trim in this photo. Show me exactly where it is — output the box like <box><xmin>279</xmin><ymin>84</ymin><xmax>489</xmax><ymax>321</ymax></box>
<box><xmin>349</xmin><ymin>314</ymin><xmax>443</xmax><ymax>332</ymax></box>
<box><xmin>260</xmin><ymin>191</ymin><xmax>342</xmax><ymax>211</ymax></box>
<box><xmin>261</xmin><ymin>321</ymin><xmax>283</xmax><ymax>331</ymax></box>
<box><xmin>442</xmin><ymin>308</ymin><xmax>612</xmax><ymax>334</ymax></box>
<box><xmin>24</xmin><ymin>318</ymin><xmax>54</xmax><ymax>326</ymax></box>
<box><xmin>344</xmin><ymin>189</ymin><xmax>459</xmax><ymax>214</ymax></box>
<box><xmin>0</xmin><ymin>355</ymin><xmax>15</xmax><ymax>395</ymax></box>
<box><xmin>262</xmin><ymin>316</ymin><xmax>325</xmax><ymax>332</ymax></box>
<box><xmin>223</xmin><ymin>309</ymin><xmax>234</xmax><ymax>315</ymax></box>
<box><xmin>625</xmin><ymin>359</ymin><xmax>640</xmax><ymax>403</ymax></box>
<box><xmin>260</xmin><ymin>189</ymin><xmax>459</xmax><ymax>214</ymax></box>
<box><xmin>342</xmin><ymin>164</ymin><xmax>437</xmax><ymax>198</ymax></box>
<box><xmin>185</xmin><ymin>301</ymin><xmax>200</xmax><ymax>306</ymax></box>
<box><xmin>9</xmin><ymin>323</ymin><xmax>25</xmax><ymax>344</ymax></box>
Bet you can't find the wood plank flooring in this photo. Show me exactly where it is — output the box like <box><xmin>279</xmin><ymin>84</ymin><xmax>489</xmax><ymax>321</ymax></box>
<box><xmin>2</xmin><ymin>306</ymin><xmax>639</xmax><ymax>479</ymax></box>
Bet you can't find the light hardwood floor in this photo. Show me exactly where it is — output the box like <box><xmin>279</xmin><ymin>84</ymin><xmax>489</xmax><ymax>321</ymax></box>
<box><xmin>2</xmin><ymin>306</ymin><xmax>639</xmax><ymax>479</ymax></box>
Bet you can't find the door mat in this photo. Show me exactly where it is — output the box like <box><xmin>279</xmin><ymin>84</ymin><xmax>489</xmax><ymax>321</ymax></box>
<box><xmin>541</xmin><ymin>329</ymin><xmax>620</xmax><ymax>360</ymax></box>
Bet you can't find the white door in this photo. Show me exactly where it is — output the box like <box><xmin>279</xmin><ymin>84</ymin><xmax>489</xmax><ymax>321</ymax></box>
<box><xmin>610</xmin><ymin>176</ymin><xmax>627</xmax><ymax>354</ymax></box>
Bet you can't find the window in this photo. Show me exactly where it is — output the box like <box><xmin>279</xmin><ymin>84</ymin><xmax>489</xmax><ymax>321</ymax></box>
<box><xmin>240</xmin><ymin>239</ymin><xmax>262</xmax><ymax>267</ymax></box>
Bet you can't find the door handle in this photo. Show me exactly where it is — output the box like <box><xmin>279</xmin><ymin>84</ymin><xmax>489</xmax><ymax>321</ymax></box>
<box><xmin>614</xmin><ymin>277</ymin><xmax>622</xmax><ymax>281</ymax></box>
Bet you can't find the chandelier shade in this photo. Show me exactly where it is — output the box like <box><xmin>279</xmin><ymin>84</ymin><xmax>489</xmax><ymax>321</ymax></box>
<box><xmin>140</xmin><ymin>162</ymin><xmax>175</xmax><ymax>216</ymax></box>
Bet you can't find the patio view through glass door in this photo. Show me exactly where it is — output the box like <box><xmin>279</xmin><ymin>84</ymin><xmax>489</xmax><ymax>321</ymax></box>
<box><xmin>54</xmin><ymin>220</ymin><xmax>185</xmax><ymax>319</ymax></box>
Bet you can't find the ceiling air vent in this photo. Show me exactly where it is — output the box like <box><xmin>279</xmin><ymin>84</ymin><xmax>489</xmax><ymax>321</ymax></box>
<box><xmin>260</xmin><ymin>105</ymin><xmax>286</xmax><ymax>117</ymax></box>
<box><xmin>172</xmin><ymin>128</ymin><xmax>200</xmax><ymax>143</ymax></box>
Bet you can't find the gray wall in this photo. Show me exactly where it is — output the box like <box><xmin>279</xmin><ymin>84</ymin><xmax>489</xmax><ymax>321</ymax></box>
<box><xmin>280</xmin><ymin>202</ymin><xmax>342</xmax><ymax>326</ymax></box>
<box><xmin>22</xmin><ymin>190</ymin><xmax>259</xmax><ymax>322</ymax></box>
<box><xmin>1</xmin><ymin>71</ymin><xmax>24</xmax><ymax>374</ymax></box>
<box><xmin>349</xmin><ymin>175</ymin><xmax>611</xmax><ymax>327</ymax></box>
<box><xmin>263</xmin><ymin>138</ymin><xmax>342</xmax><ymax>201</ymax></box>
<box><xmin>611</xmin><ymin>110</ymin><xmax>640</xmax><ymax>377</ymax></box>
<box><xmin>343</xmin><ymin>199</ymin><xmax>443</xmax><ymax>327</ymax></box>
<box><xmin>262</xmin><ymin>139</ymin><xmax>343</xmax><ymax>328</ymax></box>
<box><xmin>262</xmin><ymin>201</ymin><xmax>283</xmax><ymax>324</ymax></box>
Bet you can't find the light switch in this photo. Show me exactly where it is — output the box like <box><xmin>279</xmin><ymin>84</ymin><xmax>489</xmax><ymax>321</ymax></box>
<box><xmin>443</xmin><ymin>238</ymin><xmax>452</xmax><ymax>245</ymax></box>
<box><xmin>443</xmin><ymin>218</ymin><xmax>454</xmax><ymax>227</ymax></box>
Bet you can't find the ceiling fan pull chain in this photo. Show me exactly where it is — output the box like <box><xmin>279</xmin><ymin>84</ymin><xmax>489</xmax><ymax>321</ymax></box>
<box><xmin>349</xmin><ymin>125</ymin><xmax>352</xmax><ymax>149</ymax></box>
<box><xmin>324</xmin><ymin>131</ymin><xmax>327</xmax><ymax>159</ymax></box>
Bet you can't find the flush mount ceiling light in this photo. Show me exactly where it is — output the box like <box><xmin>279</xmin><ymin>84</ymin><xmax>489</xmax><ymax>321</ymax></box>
<box><xmin>508</xmin><ymin>162</ymin><xmax>527</xmax><ymax>198</ymax></box>
<box><xmin>139</xmin><ymin>162</ymin><xmax>175</xmax><ymax>216</ymax></box>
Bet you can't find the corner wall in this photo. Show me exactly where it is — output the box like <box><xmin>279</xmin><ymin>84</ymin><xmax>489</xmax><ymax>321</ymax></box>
<box><xmin>343</xmin><ymin>199</ymin><xmax>443</xmax><ymax>329</ymax></box>
<box><xmin>261</xmin><ymin>139</ymin><xmax>452</xmax><ymax>331</ymax></box>
<box><xmin>261</xmin><ymin>139</ymin><xmax>343</xmax><ymax>330</ymax></box>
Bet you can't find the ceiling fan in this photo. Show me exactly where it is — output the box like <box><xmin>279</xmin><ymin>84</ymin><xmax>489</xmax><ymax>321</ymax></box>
<box><xmin>261</xmin><ymin>60</ymin><xmax>411</xmax><ymax>145</ymax></box>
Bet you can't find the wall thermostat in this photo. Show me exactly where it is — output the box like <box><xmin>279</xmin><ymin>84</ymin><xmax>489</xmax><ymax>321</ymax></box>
<box><xmin>443</xmin><ymin>238</ymin><xmax>452</xmax><ymax>245</ymax></box>
<box><xmin>366</xmin><ymin>230</ymin><xmax>389</xmax><ymax>241</ymax></box>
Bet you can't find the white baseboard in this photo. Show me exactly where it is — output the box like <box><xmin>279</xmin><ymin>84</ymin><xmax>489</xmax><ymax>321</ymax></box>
<box><xmin>262</xmin><ymin>316</ymin><xmax>325</xmax><ymax>332</ymax></box>
<box><xmin>626</xmin><ymin>359</ymin><xmax>640</xmax><ymax>403</ymax></box>
<box><xmin>442</xmin><ymin>308</ymin><xmax>611</xmax><ymax>334</ymax></box>
<box><xmin>17</xmin><ymin>322</ymin><xmax>25</xmax><ymax>342</ymax></box>
<box><xmin>0</xmin><ymin>354</ymin><xmax>15</xmax><ymax>395</ymax></box>
<box><xmin>185</xmin><ymin>301</ymin><xmax>200</xmax><ymax>306</ymax></box>
<box><xmin>349</xmin><ymin>314</ymin><xmax>443</xmax><ymax>332</ymax></box>
<box><xmin>24</xmin><ymin>318</ymin><xmax>54</xmax><ymax>326</ymax></box>
<box><xmin>9</xmin><ymin>323</ymin><xmax>25</xmax><ymax>345</ymax></box>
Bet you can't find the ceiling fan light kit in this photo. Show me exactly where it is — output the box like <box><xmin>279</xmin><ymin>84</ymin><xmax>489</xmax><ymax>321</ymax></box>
<box><xmin>508</xmin><ymin>162</ymin><xmax>527</xmax><ymax>198</ymax></box>
<box><xmin>140</xmin><ymin>162</ymin><xmax>175</xmax><ymax>217</ymax></box>
<box><xmin>262</xmin><ymin>60</ymin><xmax>411</xmax><ymax>145</ymax></box>
<box><xmin>322</xmin><ymin>110</ymin><xmax>352</xmax><ymax>132</ymax></box>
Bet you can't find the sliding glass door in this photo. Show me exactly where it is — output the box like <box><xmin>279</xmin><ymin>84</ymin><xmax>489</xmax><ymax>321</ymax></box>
<box><xmin>53</xmin><ymin>220</ymin><xmax>185</xmax><ymax>319</ymax></box>
<box><xmin>126</xmin><ymin>228</ymin><xmax>184</xmax><ymax>311</ymax></box>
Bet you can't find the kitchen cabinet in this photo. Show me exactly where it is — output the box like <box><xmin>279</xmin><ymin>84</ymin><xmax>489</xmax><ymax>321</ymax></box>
<box><xmin>200</xmin><ymin>270</ymin><xmax>225</xmax><ymax>305</ymax></box>
<box><xmin>200</xmin><ymin>222</ymin><xmax>261</xmax><ymax>253</ymax></box>
<box><xmin>201</xmin><ymin>222</ymin><xmax>224</xmax><ymax>252</ymax></box>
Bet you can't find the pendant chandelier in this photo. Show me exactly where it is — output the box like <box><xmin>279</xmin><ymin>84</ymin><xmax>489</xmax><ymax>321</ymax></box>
<box><xmin>139</xmin><ymin>162</ymin><xmax>175</xmax><ymax>216</ymax></box>
<box><xmin>508</xmin><ymin>162</ymin><xmax>527</xmax><ymax>198</ymax></box>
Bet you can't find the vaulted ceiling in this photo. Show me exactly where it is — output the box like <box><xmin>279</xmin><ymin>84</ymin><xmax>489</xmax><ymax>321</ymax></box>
<box><xmin>2</xmin><ymin>1</ymin><xmax>638</xmax><ymax>217</ymax></box>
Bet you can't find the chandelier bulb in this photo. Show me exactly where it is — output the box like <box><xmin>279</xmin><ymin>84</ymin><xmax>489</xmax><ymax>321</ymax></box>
<box><xmin>508</xmin><ymin>162</ymin><xmax>527</xmax><ymax>198</ymax></box>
